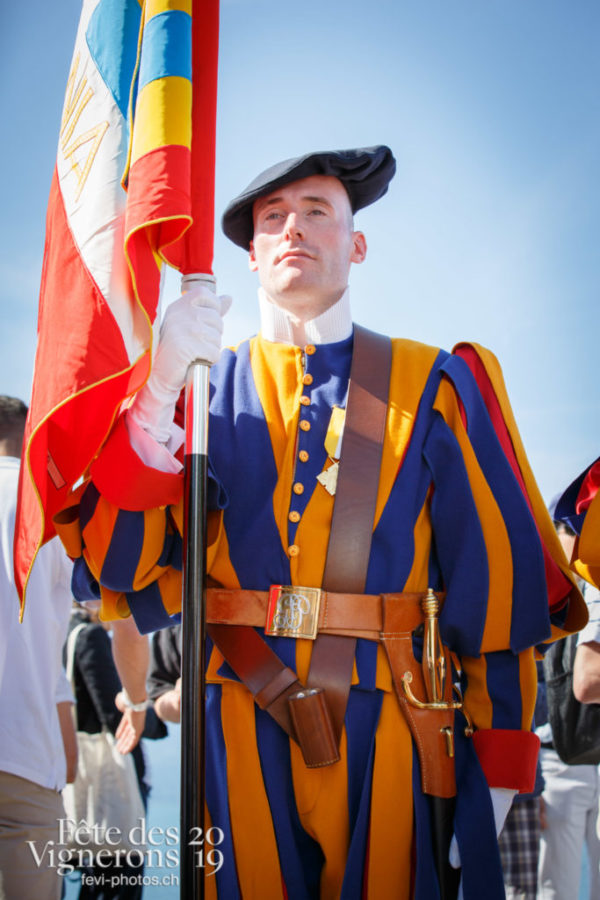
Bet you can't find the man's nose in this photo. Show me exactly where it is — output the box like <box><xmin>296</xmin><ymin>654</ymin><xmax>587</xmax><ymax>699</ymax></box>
<box><xmin>284</xmin><ymin>212</ymin><xmax>304</xmax><ymax>241</ymax></box>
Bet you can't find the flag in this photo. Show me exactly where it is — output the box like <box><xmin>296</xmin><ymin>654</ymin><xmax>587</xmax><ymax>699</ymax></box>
<box><xmin>15</xmin><ymin>0</ymin><xmax>219</xmax><ymax>608</ymax></box>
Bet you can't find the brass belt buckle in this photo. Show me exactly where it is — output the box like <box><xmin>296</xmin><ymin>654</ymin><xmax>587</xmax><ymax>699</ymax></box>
<box><xmin>265</xmin><ymin>585</ymin><xmax>321</xmax><ymax>640</ymax></box>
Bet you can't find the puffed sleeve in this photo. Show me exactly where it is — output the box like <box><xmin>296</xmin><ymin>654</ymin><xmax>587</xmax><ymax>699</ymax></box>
<box><xmin>424</xmin><ymin>343</ymin><xmax>586</xmax><ymax>791</ymax></box>
<box><xmin>54</xmin><ymin>410</ymin><xmax>225</xmax><ymax>633</ymax></box>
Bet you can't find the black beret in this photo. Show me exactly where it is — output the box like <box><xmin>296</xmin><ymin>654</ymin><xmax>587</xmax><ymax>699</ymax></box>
<box><xmin>221</xmin><ymin>145</ymin><xmax>396</xmax><ymax>249</ymax></box>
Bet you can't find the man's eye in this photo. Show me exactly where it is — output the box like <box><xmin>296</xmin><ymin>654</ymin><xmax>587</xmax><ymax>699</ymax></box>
<box><xmin>308</xmin><ymin>208</ymin><xmax>325</xmax><ymax>216</ymax></box>
<box><xmin>265</xmin><ymin>211</ymin><xmax>283</xmax><ymax>221</ymax></box>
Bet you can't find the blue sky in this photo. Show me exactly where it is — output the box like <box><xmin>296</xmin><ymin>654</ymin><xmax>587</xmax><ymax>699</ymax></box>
<box><xmin>1</xmin><ymin>0</ymin><xmax>598</xmax><ymax>500</ymax></box>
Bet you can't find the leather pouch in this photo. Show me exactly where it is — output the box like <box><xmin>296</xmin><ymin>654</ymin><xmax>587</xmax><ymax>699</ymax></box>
<box><xmin>288</xmin><ymin>688</ymin><xmax>340</xmax><ymax>768</ymax></box>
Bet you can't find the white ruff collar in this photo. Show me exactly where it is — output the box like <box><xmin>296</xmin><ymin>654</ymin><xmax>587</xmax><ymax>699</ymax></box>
<box><xmin>258</xmin><ymin>287</ymin><xmax>353</xmax><ymax>345</ymax></box>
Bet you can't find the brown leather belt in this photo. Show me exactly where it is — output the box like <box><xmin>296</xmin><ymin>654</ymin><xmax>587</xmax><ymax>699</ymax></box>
<box><xmin>207</xmin><ymin>583</ymin><xmax>396</xmax><ymax>766</ymax></box>
<box><xmin>207</xmin><ymin>586</ymin><xmax>426</xmax><ymax>641</ymax></box>
<box><xmin>207</xmin><ymin>587</ymin><xmax>429</xmax><ymax>769</ymax></box>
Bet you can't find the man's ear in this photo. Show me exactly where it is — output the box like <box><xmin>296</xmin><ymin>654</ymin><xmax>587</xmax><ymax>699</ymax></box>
<box><xmin>248</xmin><ymin>241</ymin><xmax>258</xmax><ymax>272</ymax></box>
<box><xmin>351</xmin><ymin>231</ymin><xmax>367</xmax><ymax>265</ymax></box>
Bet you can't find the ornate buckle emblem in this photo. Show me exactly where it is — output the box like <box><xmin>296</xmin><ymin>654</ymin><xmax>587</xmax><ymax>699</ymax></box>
<box><xmin>265</xmin><ymin>585</ymin><xmax>321</xmax><ymax>640</ymax></box>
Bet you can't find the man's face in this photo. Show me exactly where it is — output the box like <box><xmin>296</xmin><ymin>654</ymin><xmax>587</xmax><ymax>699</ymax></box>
<box><xmin>557</xmin><ymin>526</ymin><xmax>576</xmax><ymax>563</ymax></box>
<box><xmin>248</xmin><ymin>175</ymin><xmax>366</xmax><ymax>320</ymax></box>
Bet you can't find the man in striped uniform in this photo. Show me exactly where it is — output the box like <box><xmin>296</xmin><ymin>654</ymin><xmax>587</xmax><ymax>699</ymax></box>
<box><xmin>56</xmin><ymin>147</ymin><xmax>585</xmax><ymax>899</ymax></box>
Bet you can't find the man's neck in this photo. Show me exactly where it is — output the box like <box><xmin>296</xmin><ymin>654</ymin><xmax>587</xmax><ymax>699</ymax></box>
<box><xmin>259</xmin><ymin>287</ymin><xmax>352</xmax><ymax>346</ymax></box>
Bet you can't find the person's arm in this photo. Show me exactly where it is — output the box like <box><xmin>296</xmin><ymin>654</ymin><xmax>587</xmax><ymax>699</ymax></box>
<box><xmin>147</xmin><ymin>626</ymin><xmax>182</xmax><ymax>723</ymax></box>
<box><xmin>57</xmin><ymin>701</ymin><xmax>78</xmax><ymax>783</ymax></box>
<box><xmin>76</xmin><ymin>623</ymin><xmax>123</xmax><ymax>733</ymax></box>
<box><xmin>572</xmin><ymin>585</ymin><xmax>600</xmax><ymax>703</ymax></box>
<box><xmin>573</xmin><ymin>641</ymin><xmax>600</xmax><ymax>702</ymax></box>
<box><xmin>112</xmin><ymin>616</ymin><xmax>150</xmax><ymax>754</ymax></box>
<box><xmin>154</xmin><ymin>677</ymin><xmax>181</xmax><ymax>723</ymax></box>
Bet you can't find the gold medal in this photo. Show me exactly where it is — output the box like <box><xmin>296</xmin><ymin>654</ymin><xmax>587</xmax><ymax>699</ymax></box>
<box><xmin>317</xmin><ymin>461</ymin><xmax>339</xmax><ymax>496</ymax></box>
<box><xmin>316</xmin><ymin>406</ymin><xmax>345</xmax><ymax>496</ymax></box>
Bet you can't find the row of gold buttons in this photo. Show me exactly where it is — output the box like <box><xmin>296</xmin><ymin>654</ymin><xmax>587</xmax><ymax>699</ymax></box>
<box><xmin>288</xmin><ymin>346</ymin><xmax>318</xmax><ymax>556</ymax></box>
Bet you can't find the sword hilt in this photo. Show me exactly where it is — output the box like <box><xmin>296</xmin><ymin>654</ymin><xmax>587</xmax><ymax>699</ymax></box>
<box><xmin>421</xmin><ymin>588</ymin><xmax>446</xmax><ymax>703</ymax></box>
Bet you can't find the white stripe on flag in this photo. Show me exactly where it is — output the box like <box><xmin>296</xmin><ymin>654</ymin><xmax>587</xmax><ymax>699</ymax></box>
<box><xmin>56</xmin><ymin>0</ymin><xmax>148</xmax><ymax>366</ymax></box>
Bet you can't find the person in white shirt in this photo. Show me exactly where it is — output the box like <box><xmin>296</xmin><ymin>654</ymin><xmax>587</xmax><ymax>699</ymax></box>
<box><xmin>0</xmin><ymin>396</ymin><xmax>75</xmax><ymax>900</ymax></box>
<box><xmin>537</xmin><ymin>522</ymin><xmax>600</xmax><ymax>900</ymax></box>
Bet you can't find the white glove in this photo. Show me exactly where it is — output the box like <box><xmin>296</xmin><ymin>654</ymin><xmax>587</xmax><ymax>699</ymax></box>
<box><xmin>449</xmin><ymin>786</ymin><xmax>516</xmax><ymax>868</ymax></box>
<box><xmin>129</xmin><ymin>287</ymin><xmax>232</xmax><ymax>444</ymax></box>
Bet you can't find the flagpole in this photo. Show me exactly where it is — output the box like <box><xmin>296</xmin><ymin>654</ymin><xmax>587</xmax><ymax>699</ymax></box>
<box><xmin>181</xmin><ymin>277</ymin><xmax>215</xmax><ymax>900</ymax></box>
<box><xmin>178</xmin><ymin>2</ymin><xmax>220</xmax><ymax>895</ymax></box>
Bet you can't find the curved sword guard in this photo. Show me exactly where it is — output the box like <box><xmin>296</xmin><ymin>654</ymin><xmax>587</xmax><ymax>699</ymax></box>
<box><xmin>401</xmin><ymin>671</ymin><xmax>463</xmax><ymax>711</ymax></box>
<box><xmin>402</xmin><ymin>673</ymin><xmax>475</xmax><ymax>743</ymax></box>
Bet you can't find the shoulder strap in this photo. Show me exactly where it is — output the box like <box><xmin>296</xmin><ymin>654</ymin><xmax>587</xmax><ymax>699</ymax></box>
<box><xmin>323</xmin><ymin>324</ymin><xmax>392</xmax><ymax>592</ymax></box>
<box><xmin>307</xmin><ymin>326</ymin><xmax>392</xmax><ymax>741</ymax></box>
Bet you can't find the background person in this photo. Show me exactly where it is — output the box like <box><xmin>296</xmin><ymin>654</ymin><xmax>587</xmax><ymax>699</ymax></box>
<box><xmin>497</xmin><ymin>718</ymin><xmax>545</xmax><ymax>899</ymax></box>
<box><xmin>65</xmin><ymin>605</ymin><xmax>167</xmax><ymax>900</ymax></box>
<box><xmin>573</xmin><ymin>583</ymin><xmax>600</xmax><ymax>705</ymax></box>
<box><xmin>147</xmin><ymin>625</ymin><xmax>181</xmax><ymax>725</ymax></box>
<box><xmin>537</xmin><ymin>520</ymin><xmax>600</xmax><ymax>900</ymax></box>
<box><xmin>0</xmin><ymin>396</ymin><xmax>75</xmax><ymax>900</ymax></box>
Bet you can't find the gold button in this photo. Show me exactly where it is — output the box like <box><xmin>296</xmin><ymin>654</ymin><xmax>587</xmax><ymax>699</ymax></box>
<box><xmin>288</xmin><ymin>544</ymin><xmax>300</xmax><ymax>557</ymax></box>
<box><xmin>293</xmin><ymin>482</ymin><xmax>304</xmax><ymax>495</ymax></box>
<box><xmin>289</xmin><ymin>510</ymin><xmax>301</xmax><ymax>523</ymax></box>
<box><xmin>298</xmin><ymin>450</ymin><xmax>309</xmax><ymax>462</ymax></box>
<box><xmin>300</xmin><ymin>396</ymin><xmax>310</xmax><ymax>406</ymax></box>
<box><xmin>302</xmin><ymin>373</ymin><xmax>313</xmax><ymax>385</ymax></box>
<box><xmin>299</xmin><ymin>420</ymin><xmax>311</xmax><ymax>432</ymax></box>
<box><xmin>305</xmin><ymin>344</ymin><xmax>316</xmax><ymax>355</ymax></box>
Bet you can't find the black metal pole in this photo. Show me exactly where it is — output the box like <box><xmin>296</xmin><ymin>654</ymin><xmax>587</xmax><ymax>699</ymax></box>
<box><xmin>429</xmin><ymin>795</ymin><xmax>460</xmax><ymax>900</ymax></box>
<box><xmin>181</xmin><ymin>350</ymin><xmax>211</xmax><ymax>900</ymax></box>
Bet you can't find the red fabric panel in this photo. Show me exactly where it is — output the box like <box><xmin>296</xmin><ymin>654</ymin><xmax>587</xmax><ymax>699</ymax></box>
<box><xmin>164</xmin><ymin>0</ymin><xmax>219</xmax><ymax>276</ymax></box>
<box><xmin>472</xmin><ymin>728</ymin><xmax>540</xmax><ymax>793</ymax></box>
<box><xmin>125</xmin><ymin>144</ymin><xmax>193</xmax><ymax>322</ymax></box>
<box><xmin>576</xmin><ymin>459</ymin><xmax>600</xmax><ymax>514</ymax></box>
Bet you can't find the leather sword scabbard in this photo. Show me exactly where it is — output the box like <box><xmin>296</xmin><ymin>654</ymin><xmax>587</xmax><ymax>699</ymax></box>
<box><xmin>381</xmin><ymin>594</ymin><xmax>457</xmax><ymax>798</ymax></box>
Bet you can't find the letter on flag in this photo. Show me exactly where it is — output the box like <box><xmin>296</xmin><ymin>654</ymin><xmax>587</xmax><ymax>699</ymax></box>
<box><xmin>14</xmin><ymin>0</ymin><xmax>219</xmax><ymax>608</ymax></box>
